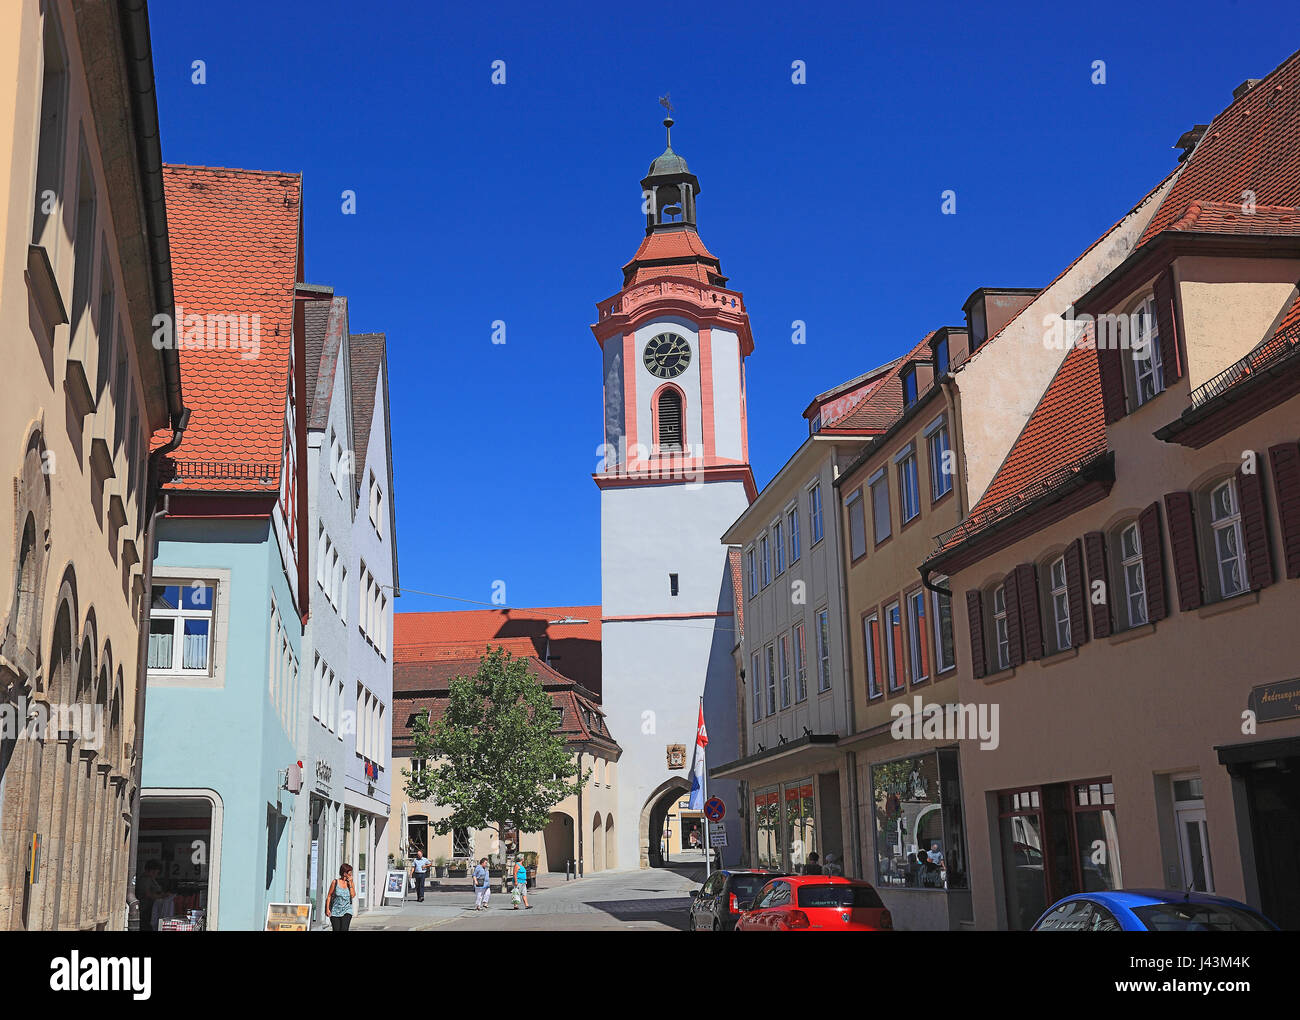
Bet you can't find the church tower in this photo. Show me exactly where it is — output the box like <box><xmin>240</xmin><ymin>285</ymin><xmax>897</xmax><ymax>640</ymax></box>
<box><xmin>593</xmin><ymin>108</ymin><xmax>754</xmax><ymax>868</ymax></box>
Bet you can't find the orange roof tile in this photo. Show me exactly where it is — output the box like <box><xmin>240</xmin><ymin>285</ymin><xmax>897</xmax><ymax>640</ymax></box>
<box><xmin>621</xmin><ymin>228</ymin><xmax>724</xmax><ymax>285</ymax></box>
<box><xmin>162</xmin><ymin>165</ymin><xmax>302</xmax><ymax>492</ymax></box>
<box><xmin>1140</xmin><ymin>49</ymin><xmax>1300</xmax><ymax>246</ymax></box>
<box><xmin>727</xmin><ymin>547</ymin><xmax>744</xmax><ymax>641</ymax></box>
<box><xmin>820</xmin><ymin>333</ymin><xmax>936</xmax><ymax>433</ymax></box>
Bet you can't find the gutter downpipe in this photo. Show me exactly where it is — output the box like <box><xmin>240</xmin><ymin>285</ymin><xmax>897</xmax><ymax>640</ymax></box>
<box><xmin>120</xmin><ymin>0</ymin><xmax>189</xmax><ymax>930</ymax></box>
<box><xmin>921</xmin><ymin>372</ymin><xmax>968</xmax><ymax>602</ymax></box>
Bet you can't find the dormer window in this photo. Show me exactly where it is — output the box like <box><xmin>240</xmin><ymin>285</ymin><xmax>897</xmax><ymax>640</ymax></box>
<box><xmin>902</xmin><ymin>368</ymin><xmax>918</xmax><ymax>407</ymax></box>
<box><xmin>1128</xmin><ymin>295</ymin><xmax>1165</xmax><ymax>407</ymax></box>
<box><xmin>935</xmin><ymin>337</ymin><xmax>950</xmax><ymax>377</ymax></box>
<box><xmin>811</xmin><ymin>413</ymin><xmax>822</xmax><ymax>434</ymax></box>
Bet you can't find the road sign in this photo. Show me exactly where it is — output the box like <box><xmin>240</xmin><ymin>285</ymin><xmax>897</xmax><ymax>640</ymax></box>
<box><xmin>709</xmin><ymin>830</ymin><xmax>728</xmax><ymax>848</ymax></box>
<box><xmin>703</xmin><ymin>797</ymin><xmax>726</xmax><ymax>822</ymax></box>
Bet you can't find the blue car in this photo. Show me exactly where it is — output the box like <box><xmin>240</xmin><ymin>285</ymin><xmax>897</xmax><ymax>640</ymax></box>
<box><xmin>1032</xmin><ymin>889</ymin><xmax>1278</xmax><ymax>931</ymax></box>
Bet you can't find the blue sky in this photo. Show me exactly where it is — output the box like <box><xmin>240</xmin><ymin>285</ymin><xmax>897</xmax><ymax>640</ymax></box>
<box><xmin>149</xmin><ymin>0</ymin><xmax>1298</xmax><ymax>611</ymax></box>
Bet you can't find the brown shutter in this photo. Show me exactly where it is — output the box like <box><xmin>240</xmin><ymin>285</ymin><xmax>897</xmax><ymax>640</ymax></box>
<box><xmin>1164</xmin><ymin>491</ymin><xmax>1202</xmax><ymax>611</ymax></box>
<box><xmin>1004</xmin><ymin>569</ymin><xmax>1024</xmax><ymax>668</ymax></box>
<box><xmin>1015</xmin><ymin>562</ymin><xmax>1043</xmax><ymax>661</ymax></box>
<box><xmin>1097</xmin><ymin>345</ymin><xmax>1127</xmax><ymax>424</ymax></box>
<box><xmin>1083</xmin><ymin>531</ymin><xmax>1112</xmax><ymax>638</ymax></box>
<box><xmin>1268</xmin><ymin>442</ymin><xmax>1300</xmax><ymax>579</ymax></box>
<box><xmin>1064</xmin><ymin>539</ymin><xmax>1087</xmax><ymax>647</ymax></box>
<box><xmin>1138</xmin><ymin>501</ymin><xmax>1168</xmax><ymax>622</ymax></box>
<box><xmin>966</xmin><ymin>591</ymin><xmax>986</xmax><ymax>680</ymax></box>
<box><xmin>1237</xmin><ymin>458</ymin><xmax>1274</xmax><ymax>591</ymax></box>
<box><xmin>1153</xmin><ymin>269</ymin><xmax>1182</xmax><ymax>384</ymax></box>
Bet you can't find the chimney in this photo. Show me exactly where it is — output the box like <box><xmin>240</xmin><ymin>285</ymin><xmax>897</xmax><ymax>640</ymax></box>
<box><xmin>1232</xmin><ymin>78</ymin><xmax>1262</xmax><ymax>100</ymax></box>
<box><xmin>1175</xmin><ymin>124</ymin><xmax>1208</xmax><ymax>162</ymax></box>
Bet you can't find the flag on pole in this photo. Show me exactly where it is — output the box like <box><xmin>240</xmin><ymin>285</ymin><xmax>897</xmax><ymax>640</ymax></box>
<box><xmin>687</xmin><ymin>701</ymin><xmax>709</xmax><ymax>810</ymax></box>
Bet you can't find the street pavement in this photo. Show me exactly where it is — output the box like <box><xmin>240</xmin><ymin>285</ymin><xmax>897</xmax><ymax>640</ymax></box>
<box><xmin>342</xmin><ymin>863</ymin><xmax>705</xmax><ymax>931</ymax></box>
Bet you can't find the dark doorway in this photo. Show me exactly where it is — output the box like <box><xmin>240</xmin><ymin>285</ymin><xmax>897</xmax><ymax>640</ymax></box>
<box><xmin>1241</xmin><ymin>760</ymin><xmax>1300</xmax><ymax>928</ymax></box>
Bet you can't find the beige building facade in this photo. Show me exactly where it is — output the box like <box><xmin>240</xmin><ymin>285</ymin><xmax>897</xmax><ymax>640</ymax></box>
<box><xmin>0</xmin><ymin>0</ymin><xmax>185</xmax><ymax>930</ymax></box>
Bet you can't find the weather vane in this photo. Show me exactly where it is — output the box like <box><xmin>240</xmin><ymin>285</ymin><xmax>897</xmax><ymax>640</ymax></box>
<box><xmin>659</xmin><ymin>93</ymin><xmax>674</xmax><ymax>118</ymax></box>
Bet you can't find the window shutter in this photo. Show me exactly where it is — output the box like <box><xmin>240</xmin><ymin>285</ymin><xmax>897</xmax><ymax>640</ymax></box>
<box><xmin>1153</xmin><ymin>269</ymin><xmax>1182</xmax><ymax>383</ymax></box>
<box><xmin>1098</xmin><ymin>345</ymin><xmax>1127</xmax><ymax>424</ymax></box>
<box><xmin>1015</xmin><ymin>562</ymin><xmax>1043</xmax><ymax>661</ymax></box>
<box><xmin>1268</xmin><ymin>442</ymin><xmax>1300</xmax><ymax>579</ymax></box>
<box><xmin>657</xmin><ymin>389</ymin><xmax>683</xmax><ymax>450</ymax></box>
<box><xmin>1237</xmin><ymin>457</ymin><xmax>1274</xmax><ymax>591</ymax></box>
<box><xmin>965</xmin><ymin>591</ymin><xmax>987</xmax><ymax>680</ymax></box>
<box><xmin>1164</xmin><ymin>491</ymin><xmax>1202</xmax><ymax>611</ymax></box>
<box><xmin>1004</xmin><ymin>570</ymin><xmax>1024</xmax><ymax>668</ymax></box>
<box><xmin>1138</xmin><ymin>501</ymin><xmax>1167</xmax><ymax>622</ymax></box>
<box><xmin>1083</xmin><ymin>531</ymin><xmax>1112</xmax><ymax>638</ymax></box>
<box><xmin>1064</xmin><ymin>539</ymin><xmax>1087</xmax><ymax>647</ymax></box>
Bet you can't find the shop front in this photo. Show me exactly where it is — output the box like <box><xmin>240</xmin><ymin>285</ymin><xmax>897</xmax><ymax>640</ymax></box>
<box><xmin>861</xmin><ymin>746</ymin><xmax>972</xmax><ymax>930</ymax></box>
<box><xmin>136</xmin><ymin>790</ymin><xmax>223</xmax><ymax>931</ymax></box>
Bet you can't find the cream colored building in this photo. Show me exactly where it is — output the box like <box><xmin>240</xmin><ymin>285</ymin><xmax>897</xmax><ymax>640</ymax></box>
<box><xmin>0</xmin><ymin>0</ymin><xmax>186</xmax><ymax>930</ymax></box>
<box><xmin>389</xmin><ymin>644</ymin><xmax>620</xmax><ymax>877</ymax></box>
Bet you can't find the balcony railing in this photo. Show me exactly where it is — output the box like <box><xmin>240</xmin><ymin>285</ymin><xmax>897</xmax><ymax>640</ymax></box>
<box><xmin>1189</xmin><ymin>318</ymin><xmax>1300</xmax><ymax>410</ymax></box>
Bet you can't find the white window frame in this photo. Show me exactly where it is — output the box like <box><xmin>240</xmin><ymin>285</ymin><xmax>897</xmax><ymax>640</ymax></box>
<box><xmin>870</xmin><ymin>468</ymin><xmax>891</xmax><ymax>544</ymax></box>
<box><xmin>846</xmin><ymin>488</ymin><xmax>866</xmax><ymax>560</ymax></box>
<box><xmin>863</xmin><ymin>612</ymin><xmax>880</xmax><ymax>699</ymax></box>
<box><xmin>815</xmin><ymin>607</ymin><xmax>832</xmax><ymax>692</ymax></box>
<box><xmin>793</xmin><ymin>622</ymin><xmax>808</xmax><ymax>702</ymax></box>
<box><xmin>751</xmin><ymin>651</ymin><xmax>763</xmax><ymax>721</ymax></box>
<box><xmin>772</xmin><ymin>518</ymin><xmax>785</xmax><ymax>576</ymax></box>
<box><xmin>1119</xmin><ymin>523</ymin><xmax>1147</xmax><ymax>628</ymax></box>
<box><xmin>992</xmin><ymin>585</ymin><xmax>1010</xmax><ymax>671</ymax></box>
<box><xmin>884</xmin><ymin>601</ymin><xmax>902</xmax><ymax>692</ymax></box>
<box><xmin>786</xmin><ymin>502</ymin><xmax>801</xmax><ymax>564</ymax></box>
<box><xmin>896</xmin><ymin>444</ymin><xmax>920</xmax><ymax>524</ymax></box>
<box><xmin>926</xmin><ymin>416</ymin><xmax>952</xmax><ymax>502</ymax></box>
<box><xmin>146</xmin><ymin>568</ymin><xmax>232</xmax><ymax>689</ymax></box>
<box><xmin>746</xmin><ymin>546</ymin><xmax>757</xmax><ymax>599</ymax></box>
<box><xmin>1209</xmin><ymin>479</ymin><xmax>1246</xmax><ymax>599</ymax></box>
<box><xmin>809</xmin><ymin>483</ymin><xmax>825</xmax><ymax>545</ymax></box>
<box><xmin>765</xmin><ymin>644</ymin><xmax>777</xmax><ymax>716</ymax></box>
<box><xmin>906</xmin><ymin>589</ymin><xmax>928</xmax><ymax>683</ymax></box>
<box><xmin>1049</xmin><ymin>555</ymin><xmax>1071</xmax><ymax>651</ymax></box>
<box><xmin>1131</xmin><ymin>295</ymin><xmax>1165</xmax><ymax>407</ymax></box>
<box><xmin>778</xmin><ymin>634</ymin><xmax>792</xmax><ymax>708</ymax></box>
<box><xmin>760</xmin><ymin>534</ymin><xmax>771</xmax><ymax>588</ymax></box>
<box><xmin>930</xmin><ymin>576</ymin><xmax>956</xmax><ymax>673</ymax></box>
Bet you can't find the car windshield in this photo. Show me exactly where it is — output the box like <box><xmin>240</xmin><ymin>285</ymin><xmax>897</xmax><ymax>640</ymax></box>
<box><xmin>730</xmin><ymin>875</ymin><xmax>772</xmax><ymax>900</ymax></box>
<box><xmin>796</xmin><ymin>884</ymin><xmax>884</xmax><ymax>909</ymax></box>
<box><xmin>1133</xmin><ymin>902</ymin><xmax>1272</xmax><ymax>932</ymax></box>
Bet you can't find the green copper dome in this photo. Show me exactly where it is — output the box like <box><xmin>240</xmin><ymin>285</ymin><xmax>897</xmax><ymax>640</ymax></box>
<box><xmin>648</xmin><ymin>146</ymin><xmax>690</xmax><ymax>176</ymax></box>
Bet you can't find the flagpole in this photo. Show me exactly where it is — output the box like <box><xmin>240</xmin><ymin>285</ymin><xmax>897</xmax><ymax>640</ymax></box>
<box><xmin>700</xmin><ymin>696</ymin><xmax>710</xmax><ymax>881</ymax></box>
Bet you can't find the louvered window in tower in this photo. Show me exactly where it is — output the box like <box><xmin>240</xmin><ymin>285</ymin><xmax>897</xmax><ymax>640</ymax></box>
<box><xmin>657</xmin><ymin>389</ymin><xmax>683</xmax><ymax>451</ymax></box>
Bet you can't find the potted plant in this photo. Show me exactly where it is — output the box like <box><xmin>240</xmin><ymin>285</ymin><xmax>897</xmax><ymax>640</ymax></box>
<box><xmin>435</xmin><ymin>855</ymin><xmax>448</xmax><ymax>878</ymax></box>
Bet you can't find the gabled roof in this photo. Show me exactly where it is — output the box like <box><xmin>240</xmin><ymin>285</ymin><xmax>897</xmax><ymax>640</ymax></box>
<box><xmin>395</xmin><ymin>606</ymin><xmax>602</xmax><ymax>698</ymax></box>
<box><xmin>621</xmin><ymin>228</ymin><xmax>725</xmax><ymax>286</ymax></box>
<box><xmin>391</xmin><ymin>651</ymin><xmax>620</xmax><ymax>756</ymax></box>
<box><xmin>1139</xmin><ymin>48</ymin><xmax>1300</xmax><ymax>247</ymax></box>
<box><xmin>160</xmin><ymin>165</ymin><xmax>302</xmax><ymax>491</ymax></box>
<box><xmin>727</xmin><ymin>547</ymin><xmax>744</xmax><ymax>643</ymax></box>
<box><xmin>820</xmin><ymin>333</ymin><xmax>936</xmax><ymax>433</ymax></box>
<box><xmin>348</xmin><ymin>332</ymin><xmax>386</xmax><ymax>499</ymax></box>
<box><xmin>305</xmin><ymin>294</ymin><xmax>348</xmax><ymax>432</ymax></box>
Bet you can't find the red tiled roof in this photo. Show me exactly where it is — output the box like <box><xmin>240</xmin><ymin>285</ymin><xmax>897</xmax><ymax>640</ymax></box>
<box><xmin>820</xmin><ymin>333</ymin><xmax>936</xmax><ymax>433</ymax></box>
<box><xmin>1167</xmin><ymin>200</ymin><xmax>1300</xmax><ymax>235</ymax></box>
<box><xmin>622</xmin><ymin>228</ymin><xmax>724</xmax><ymax>285</ymax></box>
<box><xmin>394</xmin><ymin>606</ymin><xmax>602</xmax><ymax>698</ymax></box>
<box><xmin>968</xmin><ymin>327</ymin><xmax>1106</xmax><ymax>517</ymax></box>
<box><xmin>392</xmin><ymin>651</ymin><xmax>619</xmax><ymax>754</ymax></box>
<box><xmin>161</xmin><ymin>165</ymin><xmax>302</xmax><ymax>491</ymax></box>
<box><xmin>1139</xmin><ymin>49</ymin><xmax>1300</xmax><ymax>246</ymax></box>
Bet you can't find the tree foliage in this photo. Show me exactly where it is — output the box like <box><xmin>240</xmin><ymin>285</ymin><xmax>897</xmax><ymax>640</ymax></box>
<box><xmin>402</xmin><ymin>646</ymin><xmax>588</xmax><ymax>858</ymax></box>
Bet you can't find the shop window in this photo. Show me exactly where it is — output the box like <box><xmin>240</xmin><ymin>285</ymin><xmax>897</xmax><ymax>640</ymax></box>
<box><xmin>996</xmin><ymin>779</ymin><xmax>1122</xmax><ymax>931</ymax></box>
<box><xmin>452</xmin><ymin>827</ymin><xmax>472</xmax><ymax>858</ymax></box>
<box><xmin>870</xmin><ymin>749</ymin><xmax>967</xmax><ymax>891</ymax></box>
<box><xmin>754</xmin><ymin>789</ymin><xmax>782</xmax><ymax>870</ymax></box>
<box><xmin>785</xmin><ymin>781</ymin><xmax>817</xmax><ymax>872</ymax></box>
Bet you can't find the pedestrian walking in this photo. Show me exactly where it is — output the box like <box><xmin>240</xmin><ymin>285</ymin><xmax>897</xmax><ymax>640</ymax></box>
<box><xmin>472</xmin><ymin>857</ymin><xmax>491</xmax><ymax>910</ymax></box>
<box><xmin>410</xmin><ymin>849</ymin><xmax>431</xmax><ymax>902</ymax></box>
<box><xmin>326</xmin><ymin>864</ymin><xmax>356</xmax><ymax>931</ymax></box>
<box><xmin>512</xmin><ymin>858</ymin><xmax>532</xmax><ymax>910</ymax></box>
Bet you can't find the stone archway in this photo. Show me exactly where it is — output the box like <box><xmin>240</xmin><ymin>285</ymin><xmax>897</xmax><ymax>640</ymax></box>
<box><xmin>638</xmin><ymin>776</ymin><xmax>691</xmax><ymax>869</ymax></box>
<box><xmin>542</xmin><ymin>811</ymin><xmax>574</xmax><ymax>873</ymax></box>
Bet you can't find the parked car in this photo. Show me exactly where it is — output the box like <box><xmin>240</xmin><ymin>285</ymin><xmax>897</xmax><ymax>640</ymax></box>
<box><xmin>1032</xmin><ymin>890</ymin><xmax>1278</xmax><ymax>931</ymax></box>
<box><xmin>735</xmin><ymin>875</ymin><xmax>893</xmax><ymax>931</ymax></box>
<box><xmin>689</xmin><ymin>869</ymin><xmax>785</xmax><ymax>931</ymax></box>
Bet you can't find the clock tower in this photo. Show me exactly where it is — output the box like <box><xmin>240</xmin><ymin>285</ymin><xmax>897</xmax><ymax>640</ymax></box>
<box><xmin>592</xmin><ymin>111</ymin><xmax>754</xmax><ymax>868</ymax></box>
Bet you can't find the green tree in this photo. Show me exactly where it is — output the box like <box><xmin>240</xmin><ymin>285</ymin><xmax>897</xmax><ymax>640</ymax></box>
<box><xmin>402</xmin><ymin>645</ymin><xmax>588</xmax><ymax>873</ymax></box>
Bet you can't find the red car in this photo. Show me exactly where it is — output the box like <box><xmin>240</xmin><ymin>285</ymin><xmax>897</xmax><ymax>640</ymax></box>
<box><xmin>735</xmin><ymin>875</ymin><xmax>893</xmax><ymax>931</ymax></box>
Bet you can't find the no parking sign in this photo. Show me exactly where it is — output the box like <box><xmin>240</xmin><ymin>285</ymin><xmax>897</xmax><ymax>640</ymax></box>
<box><xmin>703</xmin><ymin>797</ymin><xmax>726</xmax><ymax>822</ymax></box>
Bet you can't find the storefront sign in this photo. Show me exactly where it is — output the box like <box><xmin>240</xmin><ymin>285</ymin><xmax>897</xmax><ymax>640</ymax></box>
<box><xmin>384</xmin><ymin>870</ymin><xmax>408</xmax><ymax>900</ymax></box>
<box><xmin>314</xmin><ymin>759</ymin><xmax>333</xmax><ymax>792</ymax></box>
<box><xmin>1248</xmin><ymin>677</ymin><xmax>1300</xmax><ymax>723</ymax></box>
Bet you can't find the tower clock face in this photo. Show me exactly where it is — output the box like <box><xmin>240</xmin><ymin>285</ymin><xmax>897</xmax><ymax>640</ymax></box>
<box><xmin>642</xmin><ymin>332</ymin><xmax>692</xmax><ymax>379</ymax></box>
